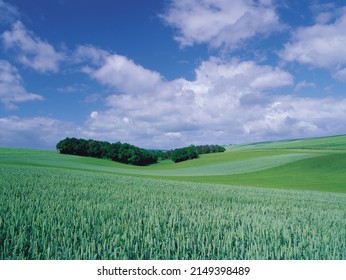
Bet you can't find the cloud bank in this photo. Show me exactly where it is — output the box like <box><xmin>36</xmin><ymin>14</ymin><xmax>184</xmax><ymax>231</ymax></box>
<box><xmin>0</xmin><ymin>116</ymin><xmax>77</xmax><ymax>149</ymax></box>
<box><xmin>71</xmin><ymin>45</ymin><xmax>346</xmax><ymax>148</ymax></box>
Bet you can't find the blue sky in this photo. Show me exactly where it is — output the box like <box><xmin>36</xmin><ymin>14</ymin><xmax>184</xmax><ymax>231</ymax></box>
<box><xmin>1</xmin><ymin>0</ymin><xmax>346</xmax><ymax>150</ymax></box>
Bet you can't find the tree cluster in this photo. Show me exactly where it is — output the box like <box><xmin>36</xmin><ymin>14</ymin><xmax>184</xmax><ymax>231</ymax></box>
<box><xmin>163</xmin><ymin>144</ymin><xmax>226</xmax><ymax>163</ymax></box>
<box><xmin>170</xmin><ymin>145</ymin><xmax>199</xmax><ymax>163</ymax></box>
<box><xmin>196</xmin><ymin>144</ymin><xmax>226</xmax><ymax>154</ymax></box>
<box><xmin>56</xmin><ymin>138</ymin><xmax>158</xmax><ymax>166</ymax></box>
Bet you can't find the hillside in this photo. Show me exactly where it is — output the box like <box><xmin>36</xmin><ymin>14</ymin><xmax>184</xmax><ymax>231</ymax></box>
<box><xmin>226</xmin><ymin>134</ymin><xmax>346</xmax><ymax>150</ymax></box>
<box><xmin>1</xmin><ymin>134</ymin><xmax>346</xmax><ymax>193</ymax></box>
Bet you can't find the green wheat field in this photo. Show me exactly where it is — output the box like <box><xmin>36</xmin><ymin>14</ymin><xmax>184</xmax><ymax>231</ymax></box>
<box><xmin>0</xmin><ymin>135</ymin><xmax>345</xmax><ymax>259</ymax></box>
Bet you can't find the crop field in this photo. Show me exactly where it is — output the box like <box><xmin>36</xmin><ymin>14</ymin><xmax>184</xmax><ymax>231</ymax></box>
<box><xmin>0</xmin><ymin>135</ymin><xmax>345</xmax><ymax>259</ymax></box>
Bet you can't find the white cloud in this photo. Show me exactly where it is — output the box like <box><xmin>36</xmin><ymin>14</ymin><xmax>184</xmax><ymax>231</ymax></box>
<box><xmin>294</xmin><ymin>80</ymin><xmax>316</xmax><ymax>91</ymax></box>
<box><xmin>56</xmin><ymin>83</ymin><xmax>88</xmax><ymax>93</ymax></box>
<box><xmin>243</xmin><ymin>96</ymin><xmax>346</xmax><ymax>141</ymax></box>
<box><xmin>76</xmin><ymin>45</ymin><xmax>163</xmax><ymax>95</ymax></box>
<box><xmin>281</xmin><ymin>8</ymin><xmax>346</xmax><ymax>69</ymax></box>
<box><xmin>82</xmin><ymin>93</ymin><xmax>103</xmax><ymax>104</ymax></box>
<box><xmin>2</xmin><ymin>51</ymin><xmax>345</xmax><ymax>150</ymax></box>
<box><xmin>78</xmin><ymin>48</ymin><xmax>346</xmax><ymax>148</ymax></box>
<box><xmin>334</xmin><ymin>68</ymin><xmax>346</xmax><ymax>82</ymax></box>
<box><xmin>0</xmin><ymin>0</ymin><xmax>19</xmax><ymax>25</ymax></box>
<box><xmin>0</xmin><ymin>116</ymin><xmax>78</xmax><ymax>149</ymax></box>
<box><xmin>1</xmin><ymin>3</ymin><xmax>345</xmax><ymax>150</ymax></box>
<box><xmin>315</xmin><ymin>12</ymin><xmax>334</xmax><ymax>24</ymax></box>
<box><xmin>0</xmin><ymin>59</ymin><xmax>43</xmax><ymax>109</ymax></box>
<box><xmin>162</xmin><ymin>0</ymin><xmax>281</xmax><ymax>49</ymax></box>
<box><xmin>2</xmin><ymin>21</ymin><xmax>64</xmax><ymax>73</ymax></box>
<box><xmin>194</xmin><ymin>57</ymin><xmax>293</xmax><ymax>89</ymax></box>
<box><xmin>311</xmin><ymin>2</ymin><xmax>337</xmax><ymax>24</ymax></box>
<box><xmin>74</xmin><ymin>45</ymin><xmax>109</xmax><ymax>65</ymax></box>
<box><xmin>78</xmin><ymin>49</ymin><xmax>299</xmax><ymax>148</ymax></box>
<box><xmin>90</xmin><ymin>111</ymin><xmax>98</xmax><ymax>119</ymax></box>
<box><xmin>87</xmin><ymin>55</ymin><xmax>163</xmax><ymax>95</ymax></box>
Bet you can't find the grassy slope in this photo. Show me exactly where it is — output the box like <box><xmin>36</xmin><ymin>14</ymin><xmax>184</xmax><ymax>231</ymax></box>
<box><xmin>170</xmin><ymin>135</ymin><xmax>346</xmax><ymax>193</ymax></box>
<box><xmin>1</xmin><ymin>134</ymin><xmax>345</xmax><ymax>193</ymax></box>
<box><xmin>227</xmin><ymin>134</ymin><xmax>346</xmax><ymax>150</ymax></box>
<box><xmin>160</xmin><ymin>153</ymin><xmax>346</xmax><ymax>193</ymax></box>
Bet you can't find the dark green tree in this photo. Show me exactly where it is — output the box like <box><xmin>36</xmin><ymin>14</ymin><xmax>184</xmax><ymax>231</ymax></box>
<box><xmin>170</xmin><ymin>145</ymin><xmax>199</xmax><ymax>163</ymax></box>
<box><xmin>56</xmin><ymin>138</ymin><xmax>158</xmax><ymax>166</ymax></box>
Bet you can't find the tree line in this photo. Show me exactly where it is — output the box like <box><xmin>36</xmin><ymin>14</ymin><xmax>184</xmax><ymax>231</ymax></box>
<box><xmin>162</xmin><ymin>144</ymin><xmax>226</xmax><ymax>163</ymax></box>
<box><xmin>56</xmin><ymin>138</ymin><xmax>158</xmax><ymax>166</ymax></box>
<box><xmin>56</xmin><ymin>138</ymin><xmax>226</xmax><ymax>165</ymax></box>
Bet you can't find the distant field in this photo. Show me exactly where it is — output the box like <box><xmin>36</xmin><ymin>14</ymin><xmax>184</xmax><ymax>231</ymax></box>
<box><xmin>226</xmin><ymin>134</ymin><xmax>346</xmax><ymax>151</ymax></box>
<box><xmin>1</xmin><ymin>134</ymin><xmax>345</xmax><ymax>193</ymax></box>
<box><xmin>0</xmin><ymin>135</ymin><xmax>345</xmax><ymax>259</ymax></box>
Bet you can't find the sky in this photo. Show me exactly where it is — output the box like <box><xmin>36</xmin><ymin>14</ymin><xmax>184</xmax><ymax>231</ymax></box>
<box><xmin>0</xmin><ymin>0</ymin><xmax>346</xmax><ymax>150</ymax></box>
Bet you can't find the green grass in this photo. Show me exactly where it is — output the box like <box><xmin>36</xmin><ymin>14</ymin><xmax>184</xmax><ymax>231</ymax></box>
<box><xmin>160</xmin><ymin>153</ymin><xmax>346</xmax><ymax>193</ymax></box>
<box><xmin>227</xmin><ymin>134</ymin><xmax>346</xmax><ymax>151</ymax></box>
<box><xmin>0</xmin><ymin>135</ymin><xmax>345</xmax><ymax>260</ymax></box>
<box><xmin>1</xmin><ymin>134</ymin><xmax>345</xmax><ymax>192</ymax></box>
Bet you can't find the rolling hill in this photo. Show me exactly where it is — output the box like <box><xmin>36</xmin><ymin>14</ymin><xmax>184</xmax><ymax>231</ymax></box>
<box><xmin>1</xmin><ymin>134</ymin><xmax>345</xmax><ymax>260</ymax></box>
<box><xmin>1</xmin><ymin>134</ymin><xmax>345</xmax><ymax>193</ymax></box>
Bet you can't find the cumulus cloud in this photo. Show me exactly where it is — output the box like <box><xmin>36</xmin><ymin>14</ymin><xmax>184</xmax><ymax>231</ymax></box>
<box><xmin>280</xmin><ymin>7</ymin><xmax>346</xmax><ymax>70</ymax></box>
<box><xmin>76</xmin><ymin>45</ymin><xmax>163</xmax><ymax>95</ymax></box>
<box><xmin>243</xmin><ymin>96</ymin><xmax>346</xmax><ymax>141</ymax></box>
<box><xmin>86</xmin><ymin>55</ymin><xmax>163</xmax><ymax>95</ymax></box>
<box><xmin>0</xmin><ymin>59</ymin><xmax>43</xmax><ymax>109</ymax></box>
<box><xmin>2</xmin><ymin>46</ymin><xmax>345</xmax><ymax>149</ymax></box>
<box><xmin>74</xmin><ymin>45</ymin><xmax>109</xmax><ymax>65</ymax></box>
<box><xmin>76</xmin><ymin>47</ymin><xmax>298</xmax><ymax>148</ymax></box>
<box><xmin>2</xmin><ymin>21</ymin><xmax>64</xmax><ymax>73</ymax></box>
<box><xmin>1</xmin><ymin>2</ymin><xmax>345</xmax><ymax>150</ymax></box>
<box><xmin>86</xmin><ymin>94</ymin><xmax>346</xmax><ymax>149</ymax></box>
<box><xmin>0</xmin><ymin>116</ymin><xmax>78</xmax><ymax>149</ymax></box>
<box><xmin>162</xmin><ymin>0</ymin><xmax>281</xmax><ymax>49</ymax></box>
<box><xmin>194</xmin><ymin>57</ymin><xmax>293</xmax><ymax>89</ymax></box>
<box><xmin>76</xmin><ymin>46</ymin><xmax>346</xmax><ymax>148</ymax></box>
